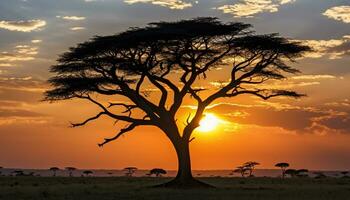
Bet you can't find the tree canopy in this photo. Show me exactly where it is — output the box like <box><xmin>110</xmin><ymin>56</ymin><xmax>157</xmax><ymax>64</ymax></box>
<box><xmin>45</xmin><ymin>17</ymin><xmax>310</xmax><ymax>187</ymax></box>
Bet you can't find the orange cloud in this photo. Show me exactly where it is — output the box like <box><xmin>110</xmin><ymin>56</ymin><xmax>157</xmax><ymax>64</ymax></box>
<box><xmin>0</xmin><ymin>19</ymin><xmax>46</xmax><ymax>32</ymax></box>
<box><xmin>296</xmin><ymin>35</ymin><xmax>350</xmax><ymax>59</ymax></box>
<box><xmin>216</xmin><ymin>0</ymin><xmax>295</xmax><ymax>18</ymax></box>
<box><xmin>323</xmin><ymin>5</ymin><xmax>350</xmax><ymax>23</ymax></box>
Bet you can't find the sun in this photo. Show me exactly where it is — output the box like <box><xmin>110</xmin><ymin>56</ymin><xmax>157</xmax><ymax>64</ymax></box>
<box><xmin>197</xmin><ymin>113</ymin><xmax>220</xmax><ymax>132</ymax></box>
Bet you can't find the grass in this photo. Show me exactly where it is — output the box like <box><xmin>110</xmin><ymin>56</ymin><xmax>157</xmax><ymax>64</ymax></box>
<box><xmin>0</xmin><ymin>176</ymin><xmax>349</xmax><ymax>200</ymax></box>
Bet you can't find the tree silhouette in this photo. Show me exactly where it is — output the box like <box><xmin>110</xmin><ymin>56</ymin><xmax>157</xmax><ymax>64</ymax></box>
<box><xmin>12</xmin><ymin>170</ymin><xmax>24</xmax><ymax>176</ymax></box>
<box><xmin>50</xmin><ymin>167</ymin><xmax>59</xmax><ymax>177</ymax></box>
<box><xmin>341</xmin><ymin>171</ymin><xmax>349</xmax><ymax>178</ymax></box>
<box><xmin>296</xmin><ymin>169</ymin><xmax>309</xmax><ymax>177</ymax></box>
<box><xmin>285</xmin><ymin>169</ymin><xmax>297</xmax><ymax>178</ymax></box>
<box><xmin>124</xmin><ymin>167</ymin><xmax>137</xmax><ymax>177</ymax></box>
<box><xmin>275</xmin><ymin>162</ymin><xmax>289</xmax><ymax>178</ymax></box>
<box><xmin>243</xmin><ymin>161</ymin><xmax>260</xmax><ymax>177</ymax></box>
<box><xmin>150</xmin><ymin>168</ymin><xmax>167</xmax><ymax>177</ymax></box>
<box><xmin>83</xmin><ymin>170</ymin><xmax>93</xmax><ymax>177</ymax></box>
<box><xmin>0</xmin><ymin>167</ymin><xmax>2</xmax><ymax>176</ymax></box>
<box><xmin>233</xmin><ymin>166</ymin><xmax>249</xmax><ymax>177</ymax></box>
<box><xmin>45</xmin><ymin>17</ymin><xmax>309</xmax><ymax>187</ymax></box>
<box><xmin>285</xmin><ymin>168</ymin><xmax>308</xmax><ymax>178</ymax></box>
<box><xmin>107</xmin><ymin>172</ymin><xmax>114</xmax><ymax>176</ymax></box>
<box><xmin>65</xmin><ymin>167</ymin><xmax>76</xmax><ymax>177</ymax></box>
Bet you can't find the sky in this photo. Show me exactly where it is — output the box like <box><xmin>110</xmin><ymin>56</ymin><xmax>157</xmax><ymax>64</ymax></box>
<box><xmin>0</xmin><ymin>0</ymin><xmax>349</xmax><ymax>171</ymax></box>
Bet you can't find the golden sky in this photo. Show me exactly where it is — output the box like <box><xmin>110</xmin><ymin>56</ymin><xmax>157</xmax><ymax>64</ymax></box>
<box><xmin>0</xmin><ymin>0</ymin><xmax>349</xmax><ymax>170</ymax></box>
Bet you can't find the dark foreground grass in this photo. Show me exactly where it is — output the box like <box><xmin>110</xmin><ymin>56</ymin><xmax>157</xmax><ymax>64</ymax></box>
<box><xmin>0</xmin><ymin>176</ymin><xmax>349</xmax><ymax>200</ymax></box>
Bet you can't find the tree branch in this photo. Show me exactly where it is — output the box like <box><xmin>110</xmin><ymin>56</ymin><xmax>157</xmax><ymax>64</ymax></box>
<box><xmin>98</xmin><ymin>121</ymin><xmax>150</xmax><ymax>147</ymax></box>
<box><xmin>71</xmin><ymin>112</ymin><xmax>105</xmax><ymax>127</ymax></box>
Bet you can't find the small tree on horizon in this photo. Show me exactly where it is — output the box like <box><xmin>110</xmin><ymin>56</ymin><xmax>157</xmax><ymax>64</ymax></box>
<box><xmin>243</xmin><ymin>161</ymin><xmax>260</xmax><ymax>177</ymax></box>
<box><xmin>285</xmin><ymin>169</ymin><xmax>297</xmax><ymax>178</ymax></box>
<box><xmin>124</xmin><ymin>167</ymin><xmax>138</xmax><ymax>177</ymax></box>
<box><xmin>83</xmin><ymin>170</ymin><xmax>93</xmax><ymax>177</ymax></box>
<box><xmin>65</xmin><ymin>167</ymin><xmax>77</xmax><ymax>177</ymax></box>
<box><xmin>233</xmin><ymin>166</ymin><xmax>249</xmax><ymax>177</ymax></box>
<box><xmin>12</xmin><ymin>170</ymin><xmax>24</xmax><ymax>176</ymax></box>
<box><xmin>150</xmin><ymin>168</ymin><xmax>167</xmax><ymax>177</ymax></box>
<box><xmin>341</xmin><ymin>171</ymin><xmax>349</xmax><ymax>178</ymax></box>
<box><xmin>50</xmin><ymin>167</ymin><xmax>59</xmax><ymax>177</ymax></box>
<box><xmin>275</xmin><ymin>162</ymin><xmax>290</xmax><ymax>178</ymax></box>
<box><xmin>45</xmin><ymin>17</ymin><xmax>309</xmax><ymax>188</ymax></box>
<box><xmin>296</xmin><ymin>169</ymin><xmax>309</xmax><ymax>177</ymax></box>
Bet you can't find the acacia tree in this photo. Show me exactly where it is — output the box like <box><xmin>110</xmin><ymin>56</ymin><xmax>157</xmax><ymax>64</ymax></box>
<box><xmin>275</xmin><ymin>162</ymin><xmax>289</xmax><ymax>178</ymax></box>
<box><xmin>150</xmin><ymin>168</ymin><xmax>167</xmax><ymax>177</ymax></box>
<box><xmin>65</xmin><ymin>167</ymin><xmax>77</xmax><ymax>177</ymax></box>
<box><xmin>45</xmin><ymin>17</ymin><xmax>309</xmax><ymax>187</ymax></box>
<box><xmin>124</xmin><ymin>167</ymin><xmax>138</xmax><ymax>177</ymax></box>
<box><xmin>233</xmin><ymin>166</ymin><xmax>248</xmax><ymax>177</ymax></box>
<box><xmin>50</xmin><ymin>167</ymin><xmax>59</xmax><ymax>177</ymax></box>
<box><xmin>243</xmin><ymin>161</ymin><xmax>260</xmax><ymax>177</ymax></box>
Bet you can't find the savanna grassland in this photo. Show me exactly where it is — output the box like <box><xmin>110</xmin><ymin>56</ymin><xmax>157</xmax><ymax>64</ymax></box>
<box><xmin>0</xmin><ymin>177</ymin><xmax>350</xmax><ymax>200</ymax></box>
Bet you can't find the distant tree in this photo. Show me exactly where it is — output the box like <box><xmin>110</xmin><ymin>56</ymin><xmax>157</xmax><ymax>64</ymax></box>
<box><xmin>0</xmin><ymin>166</ymin><xmax>2</xmax><ymax>176</ymax></box>
<box><xmin>65</xmin><ymin>167</ymin><xmax>77</xmax><ymax>177</ymax></box>
<box><xmin>12</xmin><ymin>170</ymin><xmax>24</xmax><ymax>176</ymax></box>
<box><xmin>150</xmin><ymin>168</ymin><xmax>167</xmax><ymax>177</ymax></box>
<box><xmin>124</xmin><ymin>167</ymin><xmax>137</xmax><ymax>177</ymax></box>
<box><xmin>107</xmin><ymin>172</ymin><xmax>114</xmax><ymax>176</ymax></box>
<box><xmin>285</xmin><ymin>169</ymin><xmax>308</xmax><ymax>178</ymax></box>
<box><xmin>45</xmin><ymin>17</ymin><xmax>310</xmax><ymax>187</ymax></box>
<box><xmin>233</xmin><ymin>166</ymin><xmax>249</xmax><ymax>177</ymax></box>
<box><xmin>50</xmin><ymin>167</ymin><xmax>60</xmax><ymax>177</ymax></box>
<box><xmin>83</xmin><ymin>170</ymin><xmax>93</xmax><ymax>177</ymax></box>
<box><xmin>341</xmin><ymin>171</ymin><xmax>349</xmax><ymax>178</ymax></box>
<box><xmin>296</xmin><ymin>169</ymin><xmax>309</xmax><ymax>177</ymax></box>
<box><xmin>243</xmin><ymin>161</ymin><xmax>260</xmax><ymax>177</ymax></box>
<box><xmin>285</xmin><ymin>169</ymin><xmax>297</xmax><ymax>178</ymax></box>
<box><xmin>275</xmin><ymin>163</ymin><xmax>289</xmax><ymax>178</ymax></box>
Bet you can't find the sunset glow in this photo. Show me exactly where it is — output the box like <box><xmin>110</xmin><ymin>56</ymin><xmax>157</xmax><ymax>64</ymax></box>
<box><xmin>0</xmin><ymin>0</ymin><xmax>349</xmax><ymax>172</ymax></box>
<box><xmin>197</xmin><ymin>114</ymin><xmax>220</xmax><ymax>132</ymax></box>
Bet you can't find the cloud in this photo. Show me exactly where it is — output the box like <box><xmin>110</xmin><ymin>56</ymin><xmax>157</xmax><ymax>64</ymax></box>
<box><xmin>56</xmin><ymin>16</ymin><xmax>86</xmax><ymax>21</ymax></box>
<box><xmin>0</xmin><ymin>76</ymin><xmax>47</xmax><ymax>107</ymax></box>
<box><xmin>261</xmin><ymin>81</ymin><xmax>321</xmax><ymax>90</ymax></box>
<box><xmin>124</xmin><ymin>0</ymin><xmax>193</xmax><ymax>10</ymax></box>
<box><xmin>70</xmin><ymin>27</ymin><xmax>85</xmax><ymax>31</ymax></box>
<box><xmin>325</xmin><ymin>99</ymin><xmax>350</xmax><ymax>108</ymax></box>
<box><xmin>31</xmin><ymin>40</ymin><xmax>42</xmax><ymax>44</ymax></box>
<box><xmin>0</xmin><ymin>76</ymin><xmax>47</xmax><ymax>92</ymax></box>
<box><xmin>210</xmin><ymin>74</ymin><xmax>336</xmax><ymax>91</ymax></box>
<box><xmin>216</xmin><ymin>0</ymin><xmax>295</xmax><ymax>18</ymax></box>
<box><xmin>184</xmin><ymin>100</ymin><xmax>350</xmax><ymax>135</ymax></box>
<box><xmin>0</xmin><ymin>45</ymin><xmax>38</xmax><ymax>63</ymax></box>
<box><xmin>290</xmin><ymin>75</ymin><xmax>337</xmax><ymax>80</ymax></box>
<box><xmin>323</xmin><ymin>5</ymin><xmax>350</xmax><ymax>23</ymax></box>
<box><xmin>0</xmin><ymin>63</ymin><xmax>15</xmax><ymax>67</ymax></box>
<box><xmin>0</xmin><ymin>19</ymin><xmax>46</xmax><ymax>32</ymax></box>
<box><xmin>298</xmin><ymin>35</ymin><xmax>350</xmax><ymax>59</ymax></box>
<box><xmin>0</xmin><ymin>106</ymin><xmax>50</xmax><ymax>126</ymax></box>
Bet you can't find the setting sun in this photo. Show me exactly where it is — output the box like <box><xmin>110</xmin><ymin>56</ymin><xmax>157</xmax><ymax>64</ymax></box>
<box><xmin>197</xmin><ymin>113</ymin><xmax>220</xmax><ymax>132</ymax></box>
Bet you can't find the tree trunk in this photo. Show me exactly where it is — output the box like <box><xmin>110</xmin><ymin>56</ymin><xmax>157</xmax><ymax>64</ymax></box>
<box><xmin>174</xmin><ymin>140</ymin><xmax>193</xmax><ymax>182</ymax></box>
<box><xmin>156</xmin><ymin>138</ymin><xmax>213</xmax><ymax>188</ymax></box>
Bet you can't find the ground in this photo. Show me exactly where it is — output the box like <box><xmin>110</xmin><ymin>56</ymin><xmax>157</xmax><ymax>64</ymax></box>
<box><xmin>0</xmin><ymin>176</ymin><xmax>349</xmax><ymax>200</ymax></box>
